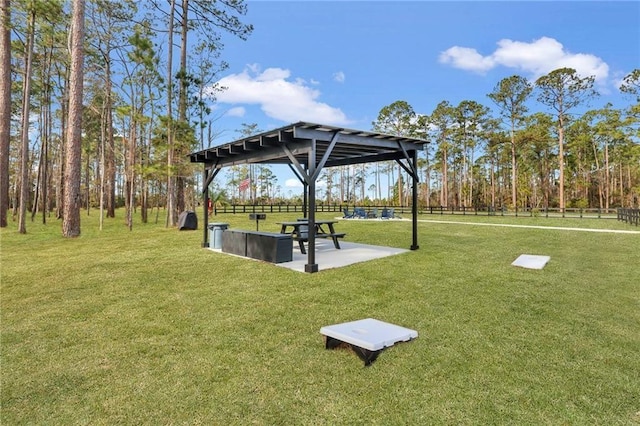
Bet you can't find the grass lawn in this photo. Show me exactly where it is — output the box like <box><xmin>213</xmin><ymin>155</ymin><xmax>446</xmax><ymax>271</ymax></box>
<box><xmin>2</xmin><ymin>211</ymin><xmax>639</xmax><ymax>424</ymax></box>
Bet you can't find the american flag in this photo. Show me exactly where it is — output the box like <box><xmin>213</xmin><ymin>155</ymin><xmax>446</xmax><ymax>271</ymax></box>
<box><xmin>239</xmin><ymin>175</ymin><xmax>250</xmax><ymax>192</ymax></box>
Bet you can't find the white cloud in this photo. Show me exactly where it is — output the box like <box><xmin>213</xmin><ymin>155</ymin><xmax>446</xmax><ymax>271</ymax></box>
<box><xmin>333</xmin><ymin>71</ymin><xmax>346</xmax><ymax>83</ymax></box>
<box><xmin>285</xmin><ymin>178</ymin><xmax>303</xmax><ymax>188</ymax></box>
<box><xmin>439</xmin><ymin>36</ymin><xmax>609</xmax><ymax>83</ymax></box>
<box><xmin>257</xmin><ymin>67</ymin><xmax>290</xmax><ymax>81</ymax></box>
<box><xmin>206</xmin><ymin>66</ymin><xmax>352</xmax><ymax>126</ymax></box>
<box><xmin>285</xmin><ymin>178</ymin><xmax>327</xmax><ymax>188</ymax></box>
<box><xmin>225</xmin><ymin>106</ymin><xmax>246</xmax><ymax>117</ymax></box>
<box><xmin>246</xmin><ymin>63</ymin><xmax>261</xmax><ymax>74</ymax></box>
<box><xmin>438</xmin><ymin>46</ymin><xmax>495</xmax><ymax>73</ymax></box>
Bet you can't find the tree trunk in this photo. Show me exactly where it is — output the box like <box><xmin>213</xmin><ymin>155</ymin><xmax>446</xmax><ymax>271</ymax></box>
<box><xmin>619</xmin><ymin>165</ymin><xmax>624</xmax><ymax>208</ymax></box>
<box><xmin>469</xmin><ymin>144</ymin><xmax>475</xmax><ymax>208</ymax></box>
<box><xmin>510</xmin><ymin>126</ymin><xmax>517</xmax><ymax>208</ymax></box>
<box><xmin>604</xmin><ymin>140</ymin><xmax>610</xmax><ymax>210</ymax></box>
<box><xmin>557</xmin><ymin>120</ymin><xmax>565</xmax><ymax>211</ymax></box>
<box><xmin>41</xmin><ymin>46</ymin><xmax>53</xmax><ymax>224</ymax></box>
<box><xmin>31</xmin><ymin>122</ymin><xmax>42</xmax><ymax>221</ymax></box>
<box><xmin>425</xmin><ymin>155</ymin><xmax>431</xmax><ymax>208</ymax></box>
<box><xmin>18</xmin><ymin>8</ymin><xmax>36</xmax><ymax>234</ymax></box>
<box><xmin>56</xmin><ymin>68</ymin><xmax>69</xmax><ymax>219</ymax></box>
<box><xmin>104</xmin><ymin>57</ymin><xmax>116</xmax><ymax>218</ymax></box>
<box><xmin>174</xmin><ymin>0</ymin><xmax>189</xmax><ymax>215</ymax></box>
<box><xmin>491</xmin><ymin>158</ymin><xmax>496</xmax><ymax>209</ymax></box>
<box><xmin>99</xmin><ymin>102</ymin><xmax>106</xmax><ymax>230</ymax></box>
<box><xmin>62</xmin><ymin>0</ymin><xmax>85</xmax><ymax>238</ymax></box>
<box><xmin>178</xmin><ymin>0</ymin><xmax>189</xmax><ymax>122</ymax></box>
<box><xmin>592</xmin><ymin>140</ymin><xmax>603</xmax><ymax>210</ymax></box>
<box><xmin>42</xmin><ymin>97</ymin><xmax>49</xmax><ymax>224</ymax></box>
<box><xmin>166</xmin><ymin>0</ymin><xmax>177</xmax><ymax>227</ymax></box>
<box><xmin>627</xmin><ymin>165</ymin><xmax>632</xmax><ymax>208</ymax></box>
<box><xmin>397</xmin><ymin>165</ymin><xmax>402</xmax><ymax>206</ymax></box>
<box><xmin>84</xmin><ymin>143</ymin><xmax>90</xmax><ymax>215</ymax></box>
<box><xmin>0</xmin><ymin>0</ymin><xmax>10</xmax><ymax>228</ymax></box>
<box><xmin>141</xmin><ymin>107</ymin><xmax>152</xmax><ymax>224</ymax></box>
<box><xmin>34</xmin><ymin>37</ymin><xmax>53</xmax><ymax>224</ymax></box>
<box><xmin>441</xmin><ymin>145</ymin><xmax>448</xmax><ymax>206</ymax></box>
<box><xmin>126</xmin><ymin>121</ymin><xmax>136</xmax><ymax>231</ymax></box>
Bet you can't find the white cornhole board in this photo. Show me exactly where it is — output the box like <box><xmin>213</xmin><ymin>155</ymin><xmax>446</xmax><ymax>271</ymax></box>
<box><xmin>511</xmin><ymin>254</ymin><xmax>551</xmax><ymax>270</ymax></box>
<box><xmin>320</xmin><ymin>318</ymin><xmax>418</xmax><ymax>351</ymax></box>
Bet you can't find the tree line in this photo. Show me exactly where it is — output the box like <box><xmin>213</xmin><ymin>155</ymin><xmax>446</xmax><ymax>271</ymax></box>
<box><xmin>1</xmin><ymin>0</ymin><xmax>638</xmax><ymax>237</ymax></box>
<box><xmin>1</xmin><ymin>0</ymin><xmax>252</xmax><ymax>235</ymax></box>
<box><xmin>370</xmin><ymin>69</ymin><xmax>639</xmax><ymax>212</ymax></box>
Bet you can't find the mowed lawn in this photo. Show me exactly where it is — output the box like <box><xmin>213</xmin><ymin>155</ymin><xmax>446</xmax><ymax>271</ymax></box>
<box><xmin>1</xmin><ymin>211</ymin><xmax>639</xmax><ymax>424</ymax></box>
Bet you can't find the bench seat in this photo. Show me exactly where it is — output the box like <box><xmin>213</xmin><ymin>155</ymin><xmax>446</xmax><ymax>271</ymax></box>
<box><xmin>293</xmin><ymin>232</ymin><xmax>346</xmax><ymax>254</ymax></box>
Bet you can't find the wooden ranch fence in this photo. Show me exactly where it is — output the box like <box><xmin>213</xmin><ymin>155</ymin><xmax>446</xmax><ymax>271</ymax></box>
<box><xmin>617</xmin><ymin>208</ymin><xmax>640</xmax><ymax>226</ymax></box>
<box><xmin>211</xmin><ymin>204</ymin><xmax>619</xmax><ymax>220</ymax></box>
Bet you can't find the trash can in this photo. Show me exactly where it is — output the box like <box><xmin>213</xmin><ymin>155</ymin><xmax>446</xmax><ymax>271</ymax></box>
<box><xmin>208</xmin><ymin>223</ymin><xmax>229</xmax><ymax>249</ymax></box>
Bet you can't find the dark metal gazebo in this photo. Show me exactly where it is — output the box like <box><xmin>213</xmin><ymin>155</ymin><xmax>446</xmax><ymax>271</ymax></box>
<box><xmin>189</xmin><ymin>121</ymin><xmax>428</xmax><ymax>273</ymax></box>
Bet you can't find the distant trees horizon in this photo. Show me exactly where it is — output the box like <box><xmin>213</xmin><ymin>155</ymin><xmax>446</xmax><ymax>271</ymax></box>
<box><xmin>370</xmin><ymin>69</ymin><xmax>639</xmax><ymax>212</ymax></box>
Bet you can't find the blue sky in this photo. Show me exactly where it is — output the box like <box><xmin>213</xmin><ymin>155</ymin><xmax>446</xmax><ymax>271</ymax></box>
<box><xmin>204</xmin><ymin>1</ymin><xmax>640</xmax><ymax>191</ymax></box>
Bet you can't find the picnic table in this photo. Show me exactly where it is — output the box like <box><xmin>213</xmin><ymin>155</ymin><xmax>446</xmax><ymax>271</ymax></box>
<box><xmin>277</xmin><ymin>220</ymin><xmax>346</xmax><ymax>254</ymax></box>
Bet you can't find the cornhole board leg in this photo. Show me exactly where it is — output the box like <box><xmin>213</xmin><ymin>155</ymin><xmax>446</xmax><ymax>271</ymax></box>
<box><xmin>324</xmin><ymin>336</ymin><xmax>383</xmax><ymax>366</ymax></box>
<box><xmin>321</xmin><ymin>318</ymin><xmax>418</xmax><ymax>366</ymax></box>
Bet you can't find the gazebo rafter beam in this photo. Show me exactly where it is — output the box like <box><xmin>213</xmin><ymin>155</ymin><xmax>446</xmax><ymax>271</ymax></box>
<box><xmin>310</xmin><ymin>131</ymin><xmax>341</xmax><ymax>182</ymax></box>
<box><xmin>325</xmin><ymin>151</ymin><xmax>406</xmax><ymax>168</ymax></box>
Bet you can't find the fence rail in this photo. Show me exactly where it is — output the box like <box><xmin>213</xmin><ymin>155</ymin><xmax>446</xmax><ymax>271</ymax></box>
<box><xmin>211</xmin><ymin>204</ymin><xmax>620</xmax><ymax>219</ymax></box>
<box><xmin>617</xmin><ymin>208</ymin><xmax>640</xmax><ymax>226</ymax></box>
<box><xmin>422</xmin><ymin>206</ymin><xmax>619</xmax><ymax>219</ymax></box>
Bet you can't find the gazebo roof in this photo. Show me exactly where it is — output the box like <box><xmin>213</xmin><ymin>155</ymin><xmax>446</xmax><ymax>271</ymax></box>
<box><xmin>189</xmin><ymin>121</ymin><xmax>428</xmax><ymax>168</ymax></box>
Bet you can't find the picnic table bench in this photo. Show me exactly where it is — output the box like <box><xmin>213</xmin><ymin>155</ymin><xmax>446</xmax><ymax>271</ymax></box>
<box><xmin>277</xmin><ymin>220</ymin><xmax>346</xmax><ymax>254</ymax></box>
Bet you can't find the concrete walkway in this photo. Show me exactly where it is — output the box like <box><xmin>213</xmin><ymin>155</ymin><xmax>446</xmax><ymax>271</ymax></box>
<box><xmin>417</xmin><ymin>219</ymin><xmax>640</xmax><ymax>234</ymax></box>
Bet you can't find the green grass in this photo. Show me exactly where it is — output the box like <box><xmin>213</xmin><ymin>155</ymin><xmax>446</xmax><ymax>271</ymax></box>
<box><xmin>2</xmin><ymin>211</ymin><xmax>639</xmax><ymax>424</ymax></box>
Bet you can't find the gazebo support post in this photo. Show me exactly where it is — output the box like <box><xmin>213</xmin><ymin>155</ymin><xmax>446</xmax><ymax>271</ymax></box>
<box><xmin>201</xmin><ymin>167</ymin><xmax>221</xmax><ymax>248</ymax></box>
<box><xmin>203</xmin><ymin>169</ymin><xmax>209</xmax><ymax>247</ymax></box>
<box><xmin>411</xmin><ymin>150</ymin><xmax>419</xmax><ymax>250</ymax></box>
<box><xmin>303</xmin><ymin>180</ymin><xmax>308</xmax><ymax>218</ymax></box>
<box><xmin>305</xmin><ymin>140</ymin><xmax>318</xmax><ymax>272</ymax></box>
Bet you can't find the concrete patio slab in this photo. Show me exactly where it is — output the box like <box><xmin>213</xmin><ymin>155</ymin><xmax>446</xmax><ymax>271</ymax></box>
<box><xmin>210</xmin><ymin>239</ymin><xmax>409</xmax><ymax>272</ymax></box>
<box><xmin>275</xmin><ymin>239</ymin><xmax>409</xmax><ymax>272</ymax></box>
